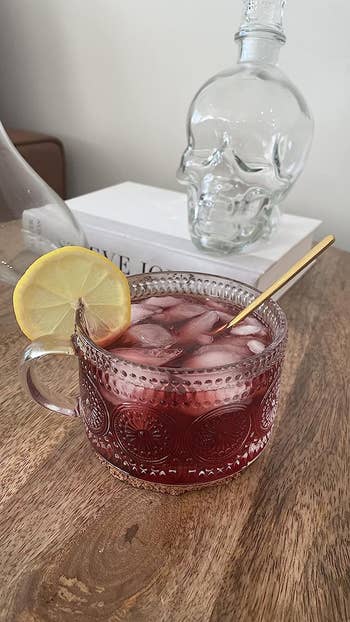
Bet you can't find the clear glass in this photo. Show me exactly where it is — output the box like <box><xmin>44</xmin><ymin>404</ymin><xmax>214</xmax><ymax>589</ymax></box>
<box><xmin>177</xmin><ymin>0</ymin><xmax>314</xmax><ymax>255</ymax></box>
<box><xmin>20</xmin><ymin>271</ymin><xmax>288</xmax><ymax>495</ymax></box>
<box><xmin>0</xmin><ymin>122</ymin><xmax>87</xmax><ymax>286</ymax></box>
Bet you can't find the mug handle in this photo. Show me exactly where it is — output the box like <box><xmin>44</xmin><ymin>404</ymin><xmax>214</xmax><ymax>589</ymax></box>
<box><xmin>20</xmin><ymin>336</ymin><xmax>79</xmax><ymax>417</ymax></box>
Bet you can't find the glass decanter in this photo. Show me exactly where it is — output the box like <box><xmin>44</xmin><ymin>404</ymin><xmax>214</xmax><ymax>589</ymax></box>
<box><xmin>177</xmin><ymin>0</ymin><xmax>314</xmax><ymax>255</ymax></box>
<box><xmin>0</xmin><ymin>122</ymin><xmax>87</xmax><ymax>286</ymax></box>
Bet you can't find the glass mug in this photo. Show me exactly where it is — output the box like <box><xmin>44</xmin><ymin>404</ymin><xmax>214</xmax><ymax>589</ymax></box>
<box><xmin>21</xmin><ymin>272</ymin><xmax>288</xmax><ymax>494</ymax></box>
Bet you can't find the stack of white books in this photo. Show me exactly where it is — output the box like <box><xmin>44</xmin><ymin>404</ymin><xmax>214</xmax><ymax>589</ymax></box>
<box><xmin>23</xmin><ymin>181</ymin><xmax>321</xmax><ymax>297</ymax></box>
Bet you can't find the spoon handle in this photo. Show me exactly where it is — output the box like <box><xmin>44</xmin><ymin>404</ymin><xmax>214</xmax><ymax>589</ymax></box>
<box><xmin>227</xmin><ymin>235</ymin><xmax>335</xmax><ymax>330</ymax></box>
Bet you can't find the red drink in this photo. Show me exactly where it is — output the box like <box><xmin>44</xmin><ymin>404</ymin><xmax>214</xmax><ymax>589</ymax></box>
<box><xmin>75</xmin><ymin>274</ymin><xmax>287</xmax><ymax>493</ymax></box>
<box><xmin>110</xmin><ymin>294</ymin><xmax>271</xmax><ymax>369</ymax></box>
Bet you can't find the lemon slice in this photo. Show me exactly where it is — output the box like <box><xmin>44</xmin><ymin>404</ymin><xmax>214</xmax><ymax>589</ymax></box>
<box><xmin>13</xmin><ymin>246</ymin><xmax>131</xmax><ymax>346</ymax></box>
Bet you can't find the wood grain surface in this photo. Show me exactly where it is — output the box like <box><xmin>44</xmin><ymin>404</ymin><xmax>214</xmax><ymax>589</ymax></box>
<box><xmin>0</xmin><ymin>245</ymin><xmax>349</xmax><ymax>622</ymax></box>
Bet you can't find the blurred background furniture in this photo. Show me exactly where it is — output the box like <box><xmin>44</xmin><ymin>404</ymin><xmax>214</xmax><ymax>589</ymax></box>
<box><xmin>6</xmin><ymin>128</ymin><xmax>66</xmax><ymax>200</ymax></box>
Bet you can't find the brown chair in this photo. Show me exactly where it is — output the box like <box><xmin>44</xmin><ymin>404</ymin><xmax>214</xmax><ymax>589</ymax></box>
<box><xmin>6</xmin><ymin>128</ymin><xmax>66</xmax><ymax>199</ymax></box>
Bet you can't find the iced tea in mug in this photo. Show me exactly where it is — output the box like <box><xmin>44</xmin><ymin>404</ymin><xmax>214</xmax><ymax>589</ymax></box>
<box><xmin>23</xmin><ymin>272</ymin><xmax>288</xmax><ymax>494</ymax></box>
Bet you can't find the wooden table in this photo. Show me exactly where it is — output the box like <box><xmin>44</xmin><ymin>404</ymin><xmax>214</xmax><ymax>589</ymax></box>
<box><xmin>0</xmin><ymin>247</ymin><xmax>349</xmax><ymax>622</ymax></box>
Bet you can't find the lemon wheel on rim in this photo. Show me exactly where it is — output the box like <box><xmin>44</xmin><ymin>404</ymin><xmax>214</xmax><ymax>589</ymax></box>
<box><xmin>13</xmin><ymin>246</ymin><xmax>131</xmax><ymax>346</ymax></box>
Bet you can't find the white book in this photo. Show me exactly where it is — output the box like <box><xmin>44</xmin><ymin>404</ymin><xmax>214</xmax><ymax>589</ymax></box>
<box><xmin>22</xmin><ymin>182</ymin><xmax>321</xmax><ymax>297</ymax></box>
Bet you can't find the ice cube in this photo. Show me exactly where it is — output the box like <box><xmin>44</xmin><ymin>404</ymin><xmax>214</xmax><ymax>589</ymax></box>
<box><xmin>204</xmin><ymin>297</ymin><xmax>229</xmax><ymax>311</ymax></box>
<box><xmin>197</xmin><ymin>334</ymin><xmax>214</xmax><ymax>346</ymax></box>
<box><xmin>218</xmin><ymin>311</ymin><xmax>234</xmax><ymax>323</ymax></box>
<box><xmin>245</xmin><ymin>316</ymin><xmax>269</xmax><ymax>333</ymax></box>
<box><xmin>120</xmin><ymin>323</ymin><xmax>175</xmax><ymax>347</ymax></box>
<box><xmin>245</xmin><ymin>316</ymin><xmax>263</xmax><ymax>327</ymax></box>
<box><xmin>144</xmin><ymin>296</ymin><xmax>181</xmax><ymax>309</ymax></box>
<box><xmin>155</xmin><ymin>302</ymin><xmax>208</xmax><ymax>324</ymax></box>
<box><xmin>204</xmin><ymin>297</ymin><xmax>221</xmax><ymax>308</ymax></box>
<box><xmin>230</xmin><ymin>324</ymin><xmax>261</xmax><ymax>336</ymax></box>
<box><xmin>178</xmin><ymin>310</ymin><xmax>219</xmax><ymax>343</ymax></box>
<box><xmin>215</xmin><ymin>334</ymin><xmax>250</xmax><ymax>352</ymax></box>
<box><xmin>247</xmin><ymin>340</ymin><xmax>266</xmax><ymax>354</ymax></box>
<box><xmin>204</xmin><ymin>298</ymin><xmax>234</xmax><ymax>322</ymax></box>
<box><xmin>110</xmin><ymin>346</ymin><xmax>183</xmax><ymax>366</ymax></box>
<box><xmin>183</xmin><ymin>344</ymin><xmax>244</xmax><ymax>369</ymax></box>
<box><xmin>131</xmin><ymin>303</ymin><xmax>161</xmax><ymax>324</ymax></box>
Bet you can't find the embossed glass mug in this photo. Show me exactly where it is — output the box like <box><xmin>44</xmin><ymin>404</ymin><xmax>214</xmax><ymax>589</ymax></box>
<box><xmin>21</xmin><ymin>272</ymin><xmax>288</xmax><ymax>494</ymax></box>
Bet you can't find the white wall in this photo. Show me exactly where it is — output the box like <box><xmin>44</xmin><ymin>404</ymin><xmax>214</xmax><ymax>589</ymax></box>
<box><xmin>0</xmin><ymin>0</ymin><xmax>349</xmax><ymax>249</ymax></box>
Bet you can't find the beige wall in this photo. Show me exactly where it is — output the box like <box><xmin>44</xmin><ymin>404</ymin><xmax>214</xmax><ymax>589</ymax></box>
<box><xmin>0</xmin><ymin>0</ymin><xmax>349</xmax><ymax>249</ymax></box>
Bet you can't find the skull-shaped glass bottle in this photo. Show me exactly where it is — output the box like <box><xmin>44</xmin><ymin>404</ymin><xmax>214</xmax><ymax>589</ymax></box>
<box><xmin>177</xmin><ymin>0</ymin><xmax>313</xmax><ymax>255</ymax></box>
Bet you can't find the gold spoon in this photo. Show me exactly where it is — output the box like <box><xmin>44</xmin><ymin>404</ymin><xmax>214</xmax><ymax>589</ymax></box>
<box><xmin>215</xmin><ymin>234</ymin><xmax>335</xmax><ymax>334</ymax></box>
